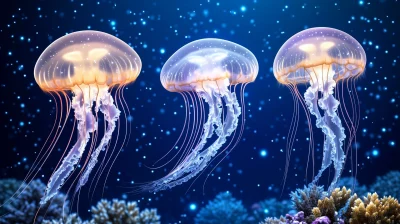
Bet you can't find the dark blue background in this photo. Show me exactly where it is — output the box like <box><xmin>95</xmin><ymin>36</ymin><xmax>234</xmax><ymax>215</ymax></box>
<box><xmin>0</xmin><ymin>0</ymin><xmax>399</xmax><ymax>222</ymax></box>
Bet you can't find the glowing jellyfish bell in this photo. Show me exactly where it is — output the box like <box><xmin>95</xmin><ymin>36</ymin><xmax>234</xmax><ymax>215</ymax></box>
<box><xmin>31</xmin><ymin>30</ymin><xmax>141</xmax><ymax>204</ymax></box>
<box><xmin>273</xmin><ymin>27</ymin><xmax>366</xmax><ymax>191</ymax></box>
<box><xmin>140</xmin><ymin>38</ymin><xmax>258</xmax><ymax>192</ymax></box>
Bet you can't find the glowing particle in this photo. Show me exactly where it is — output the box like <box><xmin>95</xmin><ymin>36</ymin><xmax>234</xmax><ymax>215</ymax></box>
<box><xmin>189</xmin><ymin>203</ymin><xmax>197</xmax><ymax>211</ymax></box>
<box><xmin>240</xmin><ymin>6</ymin><xmax>246</xmax><ymax>12</ymax></box>
<box><xmin>260</xmin><ymin>149</ymin><xmax>268</xmax><ymax>157</ymax></box>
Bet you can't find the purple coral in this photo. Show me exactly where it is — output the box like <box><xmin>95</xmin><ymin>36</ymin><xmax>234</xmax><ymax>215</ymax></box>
<box><xmin>285</xmin><ymin>211</ymin><xmax>306</xmax><ymax>224</ymax></box>
<box><xmin>312</xmin><ymin>216</ymin><xmax>331</xmax><ymax>224</ymax></box>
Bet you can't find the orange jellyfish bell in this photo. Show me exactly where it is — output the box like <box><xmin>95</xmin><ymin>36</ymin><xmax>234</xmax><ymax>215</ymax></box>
<box><xmin>32</xmin><ymin>30</ymin><xmax>141</xmax><ymax>204</ymax></box>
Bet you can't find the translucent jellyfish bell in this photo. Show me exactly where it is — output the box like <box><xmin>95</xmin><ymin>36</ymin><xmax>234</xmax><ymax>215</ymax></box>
<box><xmin>274</xmin><ymin>27</ymin><xmax>366</xmax><ymax>85</ymax></box>
<box><xmin>35</xmin><ymin>30</ymin><xmax>141</xmax><ymax>91</ymax></box>
<box><xmin>161</xmin><ymin>38</ymin><xmax>258</xmax><ymax>92</ymax></box>
<box><xmin>137</xmin><ymin>38</ymin><xmax>258</xmax><ymax>193</ymax></box>
<box><xmin>273</xmin><ymin>27</ymin><xmax>367</xmax><ymax>192</ymax></box>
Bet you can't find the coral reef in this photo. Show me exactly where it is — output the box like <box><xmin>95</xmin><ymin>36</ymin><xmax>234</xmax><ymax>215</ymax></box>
<box><xmin>285</xmin><ymin>211</ymin><xmax>307</xmax><ymax>224</ymax></box>
<box><xmin>42</xmin><ymin>213</ymin><xmax>86</xmax><ymax>224</ymax></box>
<box><xmin>251</xmin><ymin>198</ymin><xmax>293</xmax><ymax>222</ymax></box>
<box><xmin>0</xmin><ymin>178</ymin><xmax>67</xmax><ymax>224</ymax></box>
<box><xmin>263</xmin><ymin>216</ymin><xmax>286</xmax><ymax>224</ymax></box>
<box><xmin>195</xmin><ymin>192</ymin><xmax>249</xmax><ymax>224</ymax></box>
<box><xmin>370</xmin><ymin>171</ymin><xmax>400</xmax><ymax>199</ymax></box>
<box><xmin>92</xmin><ymin>199</ymin><xmax>160</xmax><ymax>224</ymax></box>
<box><xmin>311</xmin><ymin>187</ymin><xmax>354</xmax><ymax>221</ymax></box>
<box><xmin>43</xmin><ymin>199</ymin><xmax>160</xmax><ymax>224</ymax></box>
<box><xmin>290</xmin><ymin>184</ymin><xmax>325</xmax><ymax>217</ymax></box>
<box><xmin>311</xmin><ymin>216</ymin><xmax>331</xmax><ymax>224</ymax></box>
<box><xmin>350</xmin><ymin>193</ymin><xmax>400</xmax><ymax>224</ymax></box>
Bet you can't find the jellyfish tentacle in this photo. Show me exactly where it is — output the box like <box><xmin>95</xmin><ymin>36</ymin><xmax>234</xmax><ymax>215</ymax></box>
<box><xmin>41</xmin><ymin>91</ymin><xmax>97</xmax><ymax>205</ymax></box>
<box><xmin>305</xmin><ymin>77</ymin><xmax>346</xmax><ymax>191</ymax></box>
<box><xmin>163</xmin><ymin>84</ymin><xmax>241</xmax><ymax>189</ymax></box>
<box><xmin>318</xmin><ymin>78</ymin><xmax>346</xmax><ymax>191</ymax></box>
<box><xmin>142</xmin><ymin>80</ymin><xmax>241</xmax><ymax>192</ymax></box>
<box><xmin>304</xmin><ymin>82</ymin><xmax>333</xmax><ymax>184</ymax></box>
<box><xmin>75</xmin><ymin>90</ymin><xmax>120</xmax><ymax>192</ymax></box>
<box><xmin>148</xmin><ymin>88</ymin><xmax>219</xmax><ymax>191</ymax></box>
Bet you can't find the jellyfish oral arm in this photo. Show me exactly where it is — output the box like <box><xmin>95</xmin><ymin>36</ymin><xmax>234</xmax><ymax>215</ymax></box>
<box><xmin>319</xmin><ymin>78</ymin><xmax>346</xmax><ymax>191</ymax></box>
<box><xmin>145</xmin><ymin>80</ymin><xmax>241</xmax><ymax>192</ymax></box>
<box><xmin>76</xmin><ymin>89</ymin><xmax>120</xmax><ymax>192</ymax></box>
<box><xmin>41</xmin><ymin>90</ymin><xmax>97</xmax><ymax>205</ymax></box>
<box><xmin>304</xmin><ymin>67</ymin><xmax>346</xmax><ymax>191</ymax></box>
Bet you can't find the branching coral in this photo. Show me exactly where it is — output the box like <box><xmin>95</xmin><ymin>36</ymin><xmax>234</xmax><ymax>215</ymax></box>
<box><xmin>0</xmin><ymin>178</ymin><xmax>68</xmax><ymax>224</ymax></box>
<box><xmin>350</xmin><ymin>193</ymin><xmax>400</xmax><ymax>224</ymax></box>
<box><xmin>263</xmin><ymin>216</ymin><xmax>286</xmax><ymax>224</ymax></box>
<box><xmin>290</xmin><ymin>184</ymin><xmax>325</xmax><ymax>217</ymax></box>
<box><xmin>42</xmin><ymin>213</ymin><xmax>86</xmax><ymax>224</ymax></box>
<box><xmin>92</xmin><ymin>199</ymin><xmax>140</xmax><ymax>223</ymax></box>
<box><xmin>312</xmin><ymin>187</ymin><xmax>356</xmax><ymax>222</ymax></box>
<box><xmin>43</xmin><ymin>199</ymin><xmax>160</xmax><ymax>224</ymax></box>
<box><xmin>195</xmin><ymin>192</ymin><xmax>249</xmax><ymax>224</ymax></box>
<box><xmin>252</xmin><ymin>198</ymin><xmax>293</xmax><ymax>222</ymax></box>
<box><xmin>370</xmin><ymin>171</ymin><xmax>400</xmax><ymax>199</ymax></box>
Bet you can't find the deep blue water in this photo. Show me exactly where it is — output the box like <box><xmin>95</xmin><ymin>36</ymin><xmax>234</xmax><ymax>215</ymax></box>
<box><xmin>0</xmin><ymin>0</ymin><xmax>399</xmax><ymax>223</ymax></box>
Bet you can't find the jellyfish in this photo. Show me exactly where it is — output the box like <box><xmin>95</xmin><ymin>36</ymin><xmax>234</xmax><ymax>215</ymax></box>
<box><xmin>273</xmin><ymin>27</ymin><xmax>366</xmax><ymax>191</ymax></box>
<box><xmin>138</xmin><ymin>38</ymin><xmax>258</xmax><ymax>192</ymax></box>
<box><xmin>22</xmin><ymin>30</ymin><xmax>141</xmax><ymax>205</ymax></box>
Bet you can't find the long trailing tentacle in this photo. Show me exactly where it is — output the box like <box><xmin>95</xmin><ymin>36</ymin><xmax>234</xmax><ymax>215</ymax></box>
<box><xmin>133</xmin><ymin>79</ymin><xmax>241</xmax><ymax>193</ymax></box>
<box><xmin>40</xmin><ymin>90</ymin><xmax>96</xmax><ymax>205</ymax></box>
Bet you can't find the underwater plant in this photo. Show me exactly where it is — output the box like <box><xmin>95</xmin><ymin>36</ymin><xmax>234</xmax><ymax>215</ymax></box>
<box><xmin>135</xmin><ymin>38</ymin><xmax>259</xmax><ymax>193</ymax></box>
<box><xmin>369</xmin><ymin>171</ymin><xmax>400</xmax><ymax>199</ymax></box>
<box><xmin>0</xmin><ymin>178</ymin><xmax>67</xmax><ymax>224</ymax></box>
<box><xmin>273</xmin><ymin>27</ymin><xmax>366</xmax><ymax>192</ymax></box>
<box><xmin>195</xmin><ymin>192</ymin><xmax>250</xmax><ymax>224</ymax></box>
<box><xmin>43</xmin><ymin>199</ymin><xmax>160</xmax><ymax>224</ymax></box>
